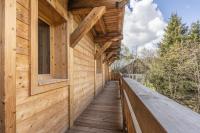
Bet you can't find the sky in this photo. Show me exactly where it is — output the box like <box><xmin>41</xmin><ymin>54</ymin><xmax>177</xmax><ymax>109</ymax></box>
<box><xmin>154</xmin><ymin>0</ymin><xmax>200</xmax><ymax>24</ymax></box>
<box><xmin>123</xmin><ymin>0</ymin><xmax>200</xmax><ymax>56</ymax></box>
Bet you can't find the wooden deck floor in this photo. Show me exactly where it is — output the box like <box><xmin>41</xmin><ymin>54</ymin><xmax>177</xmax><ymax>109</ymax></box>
<box><xmin>67</xmin><ymin>81</ymin><xmax>123</xmax><ymax>133</ymax></box>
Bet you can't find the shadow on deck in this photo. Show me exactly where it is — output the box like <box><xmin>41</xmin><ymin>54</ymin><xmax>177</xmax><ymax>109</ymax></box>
<box><xmin>67</xmin><ymin>81</ymin><xmax>123</xmax><ymax>133</ymax></box>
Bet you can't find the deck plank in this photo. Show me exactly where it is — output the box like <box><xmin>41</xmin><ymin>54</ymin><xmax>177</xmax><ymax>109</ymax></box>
<box><xmin>67</xmin><ymin>81</ymin><xmax>123</xmax><ymax>133</ymax></box>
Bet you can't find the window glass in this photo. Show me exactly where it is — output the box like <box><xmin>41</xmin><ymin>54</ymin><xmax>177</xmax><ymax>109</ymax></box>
<box><xmin>38</xmin><ymin>19</ymin><xmax>50</xmax><ymax>74</ymax></box>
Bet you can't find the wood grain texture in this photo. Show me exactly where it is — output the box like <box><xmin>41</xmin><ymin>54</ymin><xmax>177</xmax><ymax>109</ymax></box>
<box><xmin>0</xmin><ymin>0</ymin><xmax>16</xmax><ymax>132</ymax></box>
<box><xmin>70</xmin><ymin>6</ymin><xmax>106</xmax><ymax>48</ymax></box>
<box><xmin>16</xmin><ymin>1</ymin><xmax>69</xmax><ymax>133</ymax></box>
<box><xmin>72</xmin><ymin>17</ymin><xmax>96</xmax><ymax>120</ymax></box>
<box><xmin>121</xmin><ymin>77</ymin><xmax>200</xmax><ymax>133</ymax></box>
<box><xmin>39</xmin><ymin>0</ymin><xmax>68</xmax><ymax>25</ymax></box>
<box><xmin>15</xmin><ymin>0</ymin><xmax>123</xmax><ymax>132</ymax></box>
<box><xmin>67</xmin><ymin>81</ymin><xmax>123</xmax><ymax>133</ymax></box>
<box><xmin>30</xmin><ymin>0</ymin><xmax>69</xmax><ymax>95</ymax></box>
<box><xmin>70</xmin><ymin>0</ymin><xmax>126</xmax><ymax>62</ymax></box>
<box><xmin>69</xmin><ymin>0</ymin><xmax>119</xmax><ymax>9</ymax></box>
<box><xmin>95</xmin><ymin>41</ymin><xmax>113</xmax><ymax>59</ymax></box>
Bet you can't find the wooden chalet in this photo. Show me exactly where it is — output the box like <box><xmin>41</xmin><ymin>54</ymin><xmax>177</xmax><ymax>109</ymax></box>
<box><xmin>1</xmin><ymin>0</ymin><xmax>200</xmax><ymax>133</ymax></box>
<box><xmin>0</xmin><ymin>0</ymin><xmax>124</xmax><ymax>132</ymax></box>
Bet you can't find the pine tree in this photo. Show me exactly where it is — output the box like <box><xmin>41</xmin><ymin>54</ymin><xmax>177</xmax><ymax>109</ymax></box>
<box><xmin>188</xmin><ymin>21</ymin><xmax>200</xmax><ymax>43</ymax></box>
<box><xmin>160</xmin><ymin>14</ymin><xmax>187</xmax><ymax>56</ymax></box>
<box><xmin>146</xmin><ymin>14</ymin><xmax>200</xmax><ymax>113</ymax></box>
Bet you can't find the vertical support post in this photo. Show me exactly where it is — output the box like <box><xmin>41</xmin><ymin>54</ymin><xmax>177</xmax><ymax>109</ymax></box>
<box><xmin>0</xmin><ymin>0</ymin><xmax>16</xmax><ymax>132</ymax></box>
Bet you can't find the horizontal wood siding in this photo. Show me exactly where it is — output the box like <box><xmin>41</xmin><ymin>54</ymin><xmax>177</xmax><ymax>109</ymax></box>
<box><xmin>96</xmin><ymin>74</ymin><xmax>103</xmax><ymax>95</ymax></box>
<box><xmin>105</xmin><ymin>64</ymin><xmax>109</xmax><ymax>82</ymax></box>
<box><xmin>72</xmin><ymin>18</ymin><xmax>96</xmax><ymax>120</ymax></box>
<box><xmin>16</xmin><ymin>0</ymin><xmax>108</xmax><ymax>132</ymax></box>
<box><xmin>16</xmin><ymin>0</ymin><xmax>69</xmax><ymax>132</ymax></box>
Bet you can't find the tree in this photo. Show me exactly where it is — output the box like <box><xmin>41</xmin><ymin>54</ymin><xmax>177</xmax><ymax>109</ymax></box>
<box><xmin>159</xmin><ymin>14</ymin><xmax>188</xmax><ymax>56</ymax></box>
<box><xmin>188</xmin><ymin>21</ymin><xmax>200</xmax><ymax>43</ymax></box>
<box><xmin>146</xmin><ymin>14</ymin><xmax>200</xmax><ymax>113</ymax></box>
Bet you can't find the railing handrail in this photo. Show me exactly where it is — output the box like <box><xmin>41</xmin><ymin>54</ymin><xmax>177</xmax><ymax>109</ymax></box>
<box><xmin>118</xmin><ymin>73</ymin><xmax>200</xmax><ymax>133</ymax></box>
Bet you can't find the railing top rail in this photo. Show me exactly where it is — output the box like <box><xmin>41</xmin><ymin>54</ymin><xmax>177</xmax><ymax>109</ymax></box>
<box><xmin>123</xmin><ymin>77</ymin><xmax>200</xmax><ymax>133</ymax></box>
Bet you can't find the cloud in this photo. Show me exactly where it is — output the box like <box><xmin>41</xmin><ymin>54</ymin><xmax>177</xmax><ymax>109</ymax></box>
<box><xmin>122</xmin><ymin>0</ymin><xmax>166</xmax><ymax>56</ymax></box>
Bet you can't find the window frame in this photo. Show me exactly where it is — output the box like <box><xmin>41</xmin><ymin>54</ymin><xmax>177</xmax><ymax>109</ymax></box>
<box><xmin>30</xmin><ymin>0</ymin><xmax>69</xmax><ymax>95</ymax></box>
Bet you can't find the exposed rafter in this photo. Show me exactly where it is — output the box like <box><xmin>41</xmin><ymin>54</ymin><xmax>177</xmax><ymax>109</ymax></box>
<box><xmin>116</xmin><ymin>0</ymin><xmax>129</xmax><ymax>8</ymax></box>
<box><xmin>108</xmin><ymin>56</ymin><xmax>119</xmax><ymax>65</ymax></box>
<box><xmin>95</xmin><ymin>35</ymin><xmax>122</xmax><ymax>59</ymax></box>
<box><xmin>95</xmin><ymin>18</ymin><xmax>106</xmax><ymax>35</ymax></box>
<box><xmin>71</xmin><ymin>9</ymin><xmax>107</xmax><ymax>35</ymax></box>
<box><xmin>71</xmin><ymin>8</ymin><xmax>92</xmax><ymax>15</ymax></box>
<box><xmin>106</xmin><ymin>48</ymin><xmax>120</xmax><ymax>53</ymax></box>
<box><xmin>107</xmin><ymin>52</ymin><xmax>119</xmax><ymax>60</ymax></box>
<box><xmin>103</xmin><ymin>51</ymin><xmax>119</xmax><ymax>63</ymax></box>
<box><xmin>95</xmin><ymin>41</ymin><xmax>113</xmax><ymax>59</ymax></box>
<box><xmin>95</xmin><ymin>33</ymin><xmax>123</xmax><ymax>43</ymax></box>
<box><xmin>105</xmin><ymin>47</ymin><xmax>121</xmax><ymax>53</ymax></box>
<box><xmin>69</xmin><ymin>0</ymin><xmax>123</xmax><ymax>9</ymax></box>
<box><xmin>70</xmin><ymin>6</ymin><xmax>106</xmax><ymax>48</ymax></box>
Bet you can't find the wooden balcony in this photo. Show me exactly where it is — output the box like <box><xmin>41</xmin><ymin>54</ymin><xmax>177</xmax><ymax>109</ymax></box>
<box><xmin>67</xmin><ymin>73</ymin><xmax>200</xmax><ymax>133</ymax></box>
<box><xmin>67</xmin><ymin>81</ymin><xmax>123</xmax><ymax>133</ymax></box>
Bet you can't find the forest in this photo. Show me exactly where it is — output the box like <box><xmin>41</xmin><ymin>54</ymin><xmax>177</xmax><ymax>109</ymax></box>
<box><xmin>147</xmin><ymin>14</ymin><xmax>200</xmax><ymax>113</ymax></box>
<box><xmin>114</xmin><ymin>14</ymin><xmax>200</xmax><ymax>113</ymax></box>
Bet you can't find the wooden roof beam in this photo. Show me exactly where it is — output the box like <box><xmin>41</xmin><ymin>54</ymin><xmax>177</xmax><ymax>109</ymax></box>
<box><xmin>69</xmin><ymin>0</ymin><xmax>123</xmax><ymax>9</ymax></box>
<box><xmin>105</xmin><ymin>48</ymin><xmax>121</xmax><ymax>54</ymax></box>
<box><xmin>95</xmin><ymin>41</ymin><xmax>113</xmax><ymax>59</ymax></box>
<box><xmin>70</xmin><ymin>6</ymin><xmax>106</xmax><ymax>48</ymax></box>
<box><xmin>107</xmin><ymin>52</ymin><xmax>119</xmax><ymax>60</ymax></box>
<box><xmin>95</xmin><ymin>18</ymin><xmax>106</xmax><ymax>35</ymax></box>
<box><xmin>107</xmin><ymin>47</ymin><xmax>120</xmax><ymax>53</ymax></box>
<box><xmin>95</xmin><ymin>36</ymin><xmax>119</xmax><ymax>59</ymax></box>
<box><xmin>108</xmin><ymin>56</ymin><xmax>119</xmax><ymax>65</ymax></box>
<box><xmin>95</xmin><ymin>34</ymin><xmax>123</xmax><ymax>43</ymax></box>
<box><xmin>103</xmin><ymin>51</ymin><xmax>119</xmax><ymax>63</ymax></box>
<box><xmin>71</xmin><ymin>8</ymin><xmax>92</xmax><ymax>15</ymax></box>
<box><xmin>116</xmin><ymin>0</ymin><xmax>129</xmax><ymax>8</ymax></box>
<box><xmin>71</xmin><ymin>8</ymin><xmax>106</xmax><ymax>34</ymax></box>
<box><xmin>105</xmin><ymin>41</ymin><xmax>121</xmax><ymax>51</ymax></box>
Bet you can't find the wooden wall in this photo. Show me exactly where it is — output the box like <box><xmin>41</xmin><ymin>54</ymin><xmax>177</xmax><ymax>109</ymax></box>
<box><xmin>105</xmin><ymin>64</ymin><xmax>110</xmax><ymax>82</ymax></box>
<box><xmin>96</xmin><ymin>74</ymin><xmax>103</xmax><ymax>95</ymax></box>
<box><xmin>72</xmin><ymin>21</ymin><xmax>96</xmax><ymax>120</ymax></box>
<box><xmin>15</xmin><ymin>0</ymin><xmax>108</xmax><ymax>132</ymax></box>
<box><xmin>16</xmin><ymin>0</ymin><xmax>69</xmax><ymax>132</ymax></box>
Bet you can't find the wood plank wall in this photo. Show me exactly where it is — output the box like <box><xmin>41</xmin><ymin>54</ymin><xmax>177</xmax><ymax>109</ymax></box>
<box><xmin>72</xmin><ymin>19</ymin><xmax>96</xmax><ymax>120</ymax></box>
<box><xmin>105</xmin><ymin>64</ymin><xmax>109</xmax><ymax>82</ymax></box>
<box><xmin>15</xmin><ymin>0</ymin><xmax>109</xmax><ymax>132</ymax></box>
<box><xmin>96</xmin><ymin>74</ymin><xmax>103</xmax><ymax>95</ymax></box>
<box><xmin>16</xmin><ymin>0</ymin><xmax>69</xmax><ymax>132</ymax></box>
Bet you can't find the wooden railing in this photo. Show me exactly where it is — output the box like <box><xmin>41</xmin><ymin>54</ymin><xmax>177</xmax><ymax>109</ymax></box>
<box><xmin>116</xmin><ymin>73</ymin><xmax>200</xmax><ymax>133</ymax></box>
<box><xmin>123</xmin><ymin>73</ymin><xmax>145</xmax><ymax>83</ymax></box>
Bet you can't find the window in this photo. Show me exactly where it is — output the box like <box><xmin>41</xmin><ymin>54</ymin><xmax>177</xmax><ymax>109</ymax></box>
<box><xmin>30</xmin><ymin>0</ymin><xmax>69</xmax><ymax>95</ymax></box>
<box><xmin>38</xmin><ymin>19</ymin><xmax>50</xmax><ymax>74</ymax></box>
<box><xmin>96</xmin><ymin>57</ymin><xmax>102</xmax><ymax>73</ymax></box>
